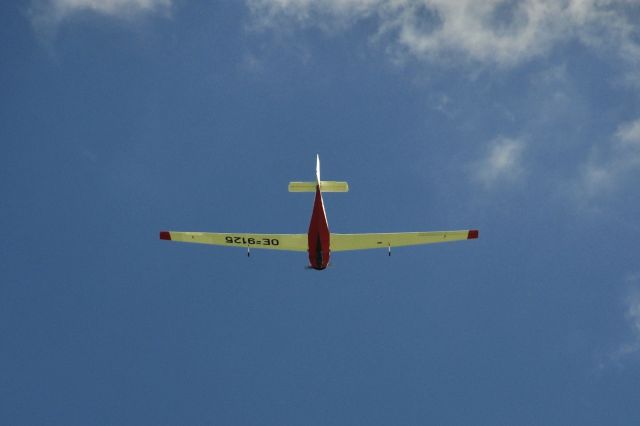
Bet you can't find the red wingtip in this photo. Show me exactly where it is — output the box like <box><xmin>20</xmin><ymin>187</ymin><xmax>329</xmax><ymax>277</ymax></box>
<box><xmin>467</xmin><ymin>229</ymin><xmax>479</xmax><ymax>239</ymax></box>
<box><xmin>159</xmin><ymin>231</ymin><xmax>171</xmax><ymax>241</ymax></box>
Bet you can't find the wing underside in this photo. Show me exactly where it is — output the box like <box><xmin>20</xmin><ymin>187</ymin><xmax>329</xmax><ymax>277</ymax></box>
<box><xmin>160</xmin><ymin>231</ymin><xmax>308</xmax><ymax>252</ymax></box>
<box><xmin>160</xmin><ymin>230</ymin><xmax>478</xmax><ymax>253</ymax></box>
<box><xmin>330</xmin><ymin>230</ymin><xmax>478</xmax><ymax>252</ymax></box>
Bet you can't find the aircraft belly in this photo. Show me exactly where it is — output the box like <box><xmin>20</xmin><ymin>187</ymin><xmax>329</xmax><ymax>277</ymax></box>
<box><xmin>307</xmin><ymin>187</ymin><xmax>330</xmax><ymax>270</ymax></box>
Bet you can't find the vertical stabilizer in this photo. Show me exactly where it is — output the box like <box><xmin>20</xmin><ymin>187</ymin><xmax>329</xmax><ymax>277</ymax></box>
<box><xmin>288</xmin><ymin>155</ymin><xmax>348</xmax><ymax>192</ymax></box>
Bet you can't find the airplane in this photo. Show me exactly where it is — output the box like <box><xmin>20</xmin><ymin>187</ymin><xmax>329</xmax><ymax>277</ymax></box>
<box><xmin>160</xmin><ymin>155</ymin><xmax>478</xmax><ymax>270</ymax></box>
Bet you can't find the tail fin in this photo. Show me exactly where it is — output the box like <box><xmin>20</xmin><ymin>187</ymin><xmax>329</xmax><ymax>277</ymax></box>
<box><xmin>289</xmin><ymin>155</ymin><xmax>348</xmax><ymax>192</ymax></box>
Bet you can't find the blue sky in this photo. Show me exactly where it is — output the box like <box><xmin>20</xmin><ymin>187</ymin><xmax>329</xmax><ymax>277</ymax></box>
<box><xmin>2</xmin><ymin>0</ymin><xmax>640</xmax><ymax>424</ymax></box>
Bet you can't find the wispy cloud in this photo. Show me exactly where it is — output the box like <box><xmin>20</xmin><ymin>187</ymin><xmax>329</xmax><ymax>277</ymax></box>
<box><xmin>47</xmin><ymin>0</ymin><xmax>170</xmax><ymax>17</ymax></box>
<box><xmin>576</xmin><ymin>118</ymin><xmax>640</xmax><ymax>199</ymax></box>
<box><xmin>616</xmin><ymin>119</ymin><xmax>640</xmax><ymax>147</ymax></box>
<box><xmin>472</xmin><ymin>137</ymin><xmax>526</xmax><ymax>188</ymax></box>
<box><xmin>248</xmin><ymin>1</ymin><xmax>640</xmax><ymax>202</ymax></box>
<box><xmin>248</xmin><ymin>0</ymin><xmax>640</xmax><ymax>68</ymax></box>
<box><xmin>30</xmin><ymin>0</ymin><xmax>172</xmax><ymax>38</ymax></box>
<box><xmin>602</xmin><ymin>274</ymin><xmax>640</xmax><ymax>369</ymax></box>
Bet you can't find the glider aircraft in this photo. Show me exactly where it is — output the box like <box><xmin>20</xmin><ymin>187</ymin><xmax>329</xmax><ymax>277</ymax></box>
<box><xmin>160</xmin><ymin>156</ymin><xmax>479</xmax><ymax>270</ymax></box>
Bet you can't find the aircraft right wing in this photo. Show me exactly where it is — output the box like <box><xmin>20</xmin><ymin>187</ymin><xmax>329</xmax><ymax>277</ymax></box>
<box><xmin>330</xmin><ymin>230</ymin><xmax>478</xmax><ymax>251</ymax></box>
<box><xmin>160</xmin><ymin>231</ymin><xmax>308</xmax><ymax>252</ymax></box>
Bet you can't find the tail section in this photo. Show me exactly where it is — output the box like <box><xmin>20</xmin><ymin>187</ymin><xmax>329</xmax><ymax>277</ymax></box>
<box><xmin>289</xmin><ymin>155</ymin><xmax>349</xmax><ymax>192</ymax></box>
<box><xmin>289</xmin><ymin>181</ymin><xmax>349</xmax><ymax>192</ymax></box>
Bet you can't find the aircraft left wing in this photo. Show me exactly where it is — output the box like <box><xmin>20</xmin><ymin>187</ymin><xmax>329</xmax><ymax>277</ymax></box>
<box><xmin>159</xmin><ymin>231</ymin><xmax>308</xmax><ymax>252</ymax></box>
<box><xmin>330</xmin><ymin>230</ymin><xmax>478</xmax><ymax>251</ymax></box>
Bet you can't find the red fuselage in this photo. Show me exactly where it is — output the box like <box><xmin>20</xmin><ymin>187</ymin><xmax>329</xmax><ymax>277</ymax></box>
<box><xmin>307</xmin><ymin>186</ymin><xmax>330</xmax><ymax>270</ymax></box>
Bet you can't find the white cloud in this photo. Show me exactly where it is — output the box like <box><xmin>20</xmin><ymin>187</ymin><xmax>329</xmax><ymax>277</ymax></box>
<box><xmin>616</xmin><ymin>119</ymin><xmax>640</xmax><ymax>148</ymax></box>
<box><xmin>50</xmin><ymin>0</ymin><xmax>170</xmax><ymax>16</ymax></box>
<box><xmin>248</xmin><ymin>0</ymin><xmax>640</xmax><ymax>68</ymax></box>
<box><xmin>579</xmin><ymin>162</ymin><xmax>614</xmax><ymax>197</ymax></box>
<box><xmin>473</xmin><ymin>137</ymin><xmax>525</xmax><ymax>188</ymax></box>
<box><xmin>605</xmin><ymin>275</ymin><xmax>640</xmax><ymax>368</ymax></box>
<box><xmin>30</xmin><ymin>0</ymin><xmax>171</xmax><ymax>37</ymax></box>
<box><xmin>577</xmin><ymin>118</ymin><xmax>640</xmax><ymax>198</ymax></box>
<box><xmin>248</xmin><ymin>1</ymin><xmax>640</xmax><ymax>199</ymax></box>
<box><xmin>626</xmin><ymin>291</ymin><xmax>640</xmax><ymax>339</ymax></box>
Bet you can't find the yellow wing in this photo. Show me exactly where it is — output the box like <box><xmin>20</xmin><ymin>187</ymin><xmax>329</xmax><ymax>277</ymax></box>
<box><xmin>160</xmin><ymin>231</ymin><xmax>307</xmax><ymax>252</ymax></box>
<box><xmin>330</xmin><ymin>230</ymin><xmax>478</xmax><ymax>252</ymax></box>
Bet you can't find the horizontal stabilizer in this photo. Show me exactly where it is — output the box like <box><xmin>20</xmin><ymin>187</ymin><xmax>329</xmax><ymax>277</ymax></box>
<box><xmin>288</xmin><ymin>181</ymin><xmax>349</xmax><ymax>192</ymax></box>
